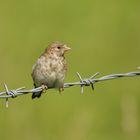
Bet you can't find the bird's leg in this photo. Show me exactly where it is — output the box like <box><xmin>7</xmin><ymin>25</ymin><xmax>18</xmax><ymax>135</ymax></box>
<box><xmin>59</xmin><ymin>87</ymin><xmax>64</xmax><ymax>94</ymax></box>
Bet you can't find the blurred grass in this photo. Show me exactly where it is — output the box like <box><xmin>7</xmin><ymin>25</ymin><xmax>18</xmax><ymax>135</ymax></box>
<box><xmin>0</xmin><ymin>0</ymin><xmax>140</xmax><ymax>140</ymax></box>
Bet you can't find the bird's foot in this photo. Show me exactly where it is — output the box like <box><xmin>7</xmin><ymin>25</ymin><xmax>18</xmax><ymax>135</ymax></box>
<box><xmin>41</xmin><ymin>85</ymin><xmax>48</xmax><ymax>93</ymax></box>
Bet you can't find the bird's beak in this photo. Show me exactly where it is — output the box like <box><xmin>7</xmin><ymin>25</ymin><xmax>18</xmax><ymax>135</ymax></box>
<box><xmin>63</xmin><ymin>45</ymin><xmax>71</xmax><ymax>52</ymax></box>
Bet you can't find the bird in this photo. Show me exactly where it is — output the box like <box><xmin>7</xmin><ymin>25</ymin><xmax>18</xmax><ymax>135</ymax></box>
<box><xmin>31</xmin><ymin>41</ymin><xmax>71</xmax><ymax>99</ymax></box>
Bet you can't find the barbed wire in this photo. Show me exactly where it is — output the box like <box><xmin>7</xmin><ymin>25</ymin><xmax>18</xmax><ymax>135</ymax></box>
<box><xmin>0</xmin><ymin>71</ymin><xmax>140</xmax><ymax>108</ymax></box>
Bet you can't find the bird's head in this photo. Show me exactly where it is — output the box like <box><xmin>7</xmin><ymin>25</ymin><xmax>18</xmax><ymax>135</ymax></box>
<box><xmin>46</xmin><ymin>42</ymin><xmax>71</xmax><ymax>57</ymax></box>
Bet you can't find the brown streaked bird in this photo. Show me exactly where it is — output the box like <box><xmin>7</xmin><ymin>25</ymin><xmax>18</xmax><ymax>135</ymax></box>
<box><xmin>31</xmin><ymin>42</ymin><xmax>71</xmax><ymax>99</ymax></box>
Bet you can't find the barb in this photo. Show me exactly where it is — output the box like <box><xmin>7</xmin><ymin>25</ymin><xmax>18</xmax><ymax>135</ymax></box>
<box><xmin>76</xmin><ymin>72</ymin><xmax>84</xmax><ymax>94</ymax></box>
<box><xmin>0</xmin><ymin>71</ymin><xmax>140</xmax><ymax>107</ymax></box>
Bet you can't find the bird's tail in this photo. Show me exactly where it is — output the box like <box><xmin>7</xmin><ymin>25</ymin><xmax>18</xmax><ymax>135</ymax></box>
<box><xmin>32</xmin><ymin>91</ymin><xmax>42</xmax><ymax>99</ymax></box>
<box><xmin>32</xmin><ymin>83</ymin><xmax>42</xmax><ymax>99</ymax></box>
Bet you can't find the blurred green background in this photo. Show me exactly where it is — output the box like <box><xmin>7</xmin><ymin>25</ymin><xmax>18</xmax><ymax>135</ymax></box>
<box><xmin>0</xmin><ymin>0</ymin><xmax>140</xmax><ymax>140</ymax></box>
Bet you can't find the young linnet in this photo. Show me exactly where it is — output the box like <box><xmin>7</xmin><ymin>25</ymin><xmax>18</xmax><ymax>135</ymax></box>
<box><xmin>31</xmin><ymin>42</ymin><xmax>71</xmax><ymax>99</ymax></box>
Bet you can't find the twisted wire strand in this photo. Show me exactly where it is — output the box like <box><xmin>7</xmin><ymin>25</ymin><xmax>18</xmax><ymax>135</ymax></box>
<box><xmin>0</xmin><ymin>71</ymin><xmax>139</xmax><ymax>98</ymax></box>
<box><xmin>0</xmin><ymin>71</ymin><xmax>140</xmax><ymax>108</ymax></box>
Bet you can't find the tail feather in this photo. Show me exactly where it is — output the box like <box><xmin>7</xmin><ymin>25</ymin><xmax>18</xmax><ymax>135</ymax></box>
<box><xmin>32</xmin><ymin>91</ymin><xmax>42</xmax><ymax>99</ymax></box>
<box><xmin>32</xmin><ymin>83</ymin><xmax>42</xmax><ymax>99</ymax></box>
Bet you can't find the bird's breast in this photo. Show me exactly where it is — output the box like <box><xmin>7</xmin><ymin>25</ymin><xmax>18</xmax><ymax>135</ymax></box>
<box><xmin>32</xmin><ymin>56</ymin><xmax>66</xmax><ymax>88</ymax></box>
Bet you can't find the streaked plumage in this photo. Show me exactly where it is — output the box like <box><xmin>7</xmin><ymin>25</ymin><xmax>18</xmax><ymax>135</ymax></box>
<box><xmin>31</xmin><ymin>42</ymin><xmax>71</xmax><ymax>99</ymax></box>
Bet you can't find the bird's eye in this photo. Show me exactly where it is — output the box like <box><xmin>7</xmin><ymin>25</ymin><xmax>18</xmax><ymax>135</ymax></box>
<box><xmin>57</xmin><ymin>46</ymin><xmax>61</xmax><ymax>49</ymax></box>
